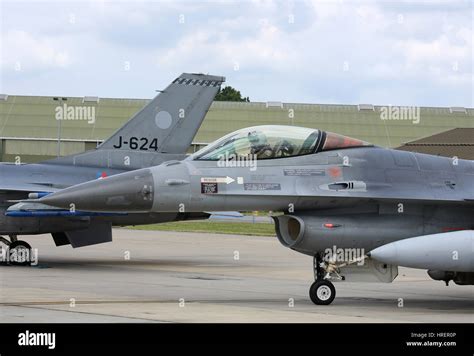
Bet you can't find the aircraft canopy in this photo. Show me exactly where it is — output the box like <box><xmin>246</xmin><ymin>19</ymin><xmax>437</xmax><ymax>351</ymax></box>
<box><xmin>192</xmin><ymin>125</ymin><xmax>371</xmax><ymax>161</ymax></box>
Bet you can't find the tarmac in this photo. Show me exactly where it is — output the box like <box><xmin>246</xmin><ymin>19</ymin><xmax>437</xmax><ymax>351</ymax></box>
<box><xmin>0</xmin><ymin>228</ymin><xmax>473</xmax><ymax>323</ymax></box>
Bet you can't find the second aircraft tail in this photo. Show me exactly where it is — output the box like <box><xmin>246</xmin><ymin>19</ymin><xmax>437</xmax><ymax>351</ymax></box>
<box><xmin>46</xmin><ymin>73</ymin><xmax>225</xmax><ymax>169</ymax></box>
<box><xmin>99</xmin><ymin>73</ymin><xmax>225</xmax><ymax>153</ymax></box>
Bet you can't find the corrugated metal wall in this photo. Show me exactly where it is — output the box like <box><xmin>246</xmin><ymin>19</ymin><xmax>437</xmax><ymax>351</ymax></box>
<box><xmin>0</xmin><ymin>95</ymin><xmax>472</xmax><ymax>162</ymax></box>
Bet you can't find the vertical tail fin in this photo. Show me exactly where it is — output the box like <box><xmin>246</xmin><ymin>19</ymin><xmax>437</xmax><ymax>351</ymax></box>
<box><xmin>99</xmin><ymin>73</ymin><xmax>225</xmax><ymax>153</ymax></box>
<box><xmin>46</xmin><ymin>73</ymin><xmax>225</xmax><ymax>169</ymax></box>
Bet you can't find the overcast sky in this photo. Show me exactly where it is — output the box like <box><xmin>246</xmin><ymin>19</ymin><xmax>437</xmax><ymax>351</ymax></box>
<box><xmin>1</xmin><ymin>0</ymin><xmax>472</xmax><ymax>107</ymax></box>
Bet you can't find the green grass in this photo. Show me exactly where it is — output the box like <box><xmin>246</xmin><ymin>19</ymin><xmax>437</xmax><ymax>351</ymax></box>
<box><xmin>124</xmin><ymin>220</ymin><xmax>276</xmax><ymax>236</ymax></box>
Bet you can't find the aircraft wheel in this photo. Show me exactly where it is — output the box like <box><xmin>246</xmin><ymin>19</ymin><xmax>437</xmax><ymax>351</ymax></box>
<box><xmin>8</xmin><ymin>240</ymin><xmax>32</xmax><ymax>266</ymax></box>
<box><xmin>309</xmin><ymin>280</ymin><xmax>336</xmax><ymax>305</ymax></box>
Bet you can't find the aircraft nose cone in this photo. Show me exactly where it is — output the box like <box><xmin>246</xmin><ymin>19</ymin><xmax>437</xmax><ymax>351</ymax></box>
<box><xmin>40</xmin><ymin>168</ymin><xmax>154</xmax><ymax>212</ymax></box>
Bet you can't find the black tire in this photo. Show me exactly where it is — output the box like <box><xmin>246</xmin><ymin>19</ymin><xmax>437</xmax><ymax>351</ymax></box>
<box><xmin>9</xmin><ymin>240</ymin><xmax>32</xmax><ymax>266</ymax></box>
<box><xmin>309</xmin><ymin>280</ymin><xmax>336</xmax><ymax>305</ymax></box>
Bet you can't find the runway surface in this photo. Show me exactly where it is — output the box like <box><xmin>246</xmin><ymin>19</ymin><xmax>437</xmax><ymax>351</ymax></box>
<box><xmin>1</xmin><ymin>229</ymin><xmax>473</xmax><ymax>323</ymax></box>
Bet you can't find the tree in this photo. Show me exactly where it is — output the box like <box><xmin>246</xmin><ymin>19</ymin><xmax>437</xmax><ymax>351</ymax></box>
<box><xmin>214</xmin><ymin>86</ymin><xmax>250</xmax><ymax>102</ymax></box>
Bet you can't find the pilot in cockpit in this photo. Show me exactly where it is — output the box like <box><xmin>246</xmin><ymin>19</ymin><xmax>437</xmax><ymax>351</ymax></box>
<box><xmin>273</xmin><ymin>139</ymin><xmax>295</xmax><ymax>157</ymax></box>
<box><xmin>248</xmin><ymin>131</ymin><xmax>274</xmax><ymax>159</ymax></box>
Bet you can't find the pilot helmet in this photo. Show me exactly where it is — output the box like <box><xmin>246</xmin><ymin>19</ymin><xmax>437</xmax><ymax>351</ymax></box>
<box><xmin>248</xmin><ymin>131</ymin><xmax>266</xmax><ymax>144</ymax></box>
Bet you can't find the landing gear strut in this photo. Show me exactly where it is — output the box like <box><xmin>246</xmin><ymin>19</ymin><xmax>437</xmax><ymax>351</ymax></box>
<box><xmin>309</xmin><ymin>254</ymin><xmax>336</xmax><ymax>305</ymax></box>
<box><xmin>0</xmin><ymin>235</ymin><xmax>32</xmax><ymax>266</ymax></box>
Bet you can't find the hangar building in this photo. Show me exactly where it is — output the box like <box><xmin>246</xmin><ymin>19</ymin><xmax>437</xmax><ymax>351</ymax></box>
<box><xmin>0</xmin><ymin>94</ymin><xmax>472</xmax><ymax>162</ymax></box>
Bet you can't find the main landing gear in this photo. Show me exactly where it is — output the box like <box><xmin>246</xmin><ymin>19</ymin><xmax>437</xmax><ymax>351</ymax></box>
<box><xmin>309</xmin><ymin>254</ymin><xmax>338</xmax><ymax>305</ymax></box>
<box><xmin>0</xmin><ymin>235</ymin><xmax>32</xmax><ymax>266</ymax></box>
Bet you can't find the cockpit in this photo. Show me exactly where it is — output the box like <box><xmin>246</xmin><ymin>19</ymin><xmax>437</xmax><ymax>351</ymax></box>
<box><xmin>191</xmin><ymin>125</ymin><xmax>372</xmax><ymax>161</ymax></box>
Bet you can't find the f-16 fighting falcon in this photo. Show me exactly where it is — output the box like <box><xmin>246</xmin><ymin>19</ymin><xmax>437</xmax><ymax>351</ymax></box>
<box><xmin>37</xmin><ymin>125</ymin><xmax>474</xmax><ymax>305</ymax></box>
<box><xmin>0</xmin><ymin>73</ymin><xmax>225</xmax><ymax>265</ymax></box>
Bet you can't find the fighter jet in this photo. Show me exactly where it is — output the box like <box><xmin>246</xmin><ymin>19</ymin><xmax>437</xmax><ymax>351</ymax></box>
<box><xmin>0</xmin><ymin>73</ymin><xmax>225</xmax><ymax>265</ymax></box>
<box><xmin>37</xmin><ymin>125</ymin><xmax>474</xmax><ymax>305</ymax></box>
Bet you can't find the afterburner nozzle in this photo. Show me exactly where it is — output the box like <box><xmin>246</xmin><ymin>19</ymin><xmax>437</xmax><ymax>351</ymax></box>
<box><xmin>39</xmin><ymin>168</ymin><xmax>154</xmax><ymax>212</ymax></box>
